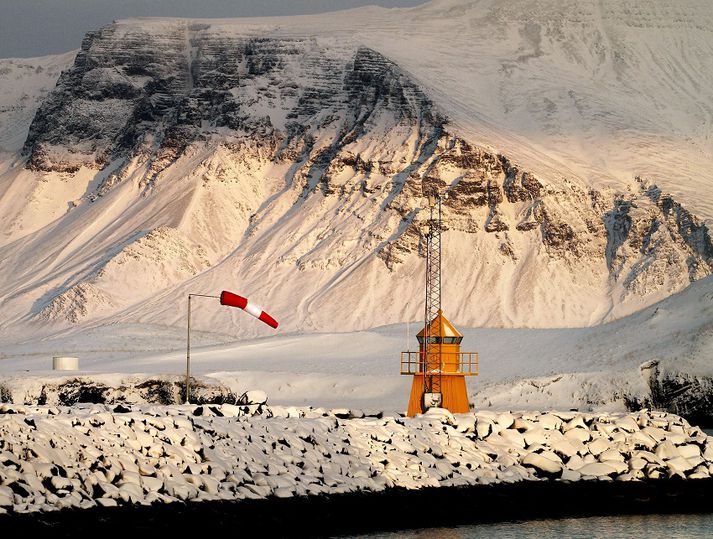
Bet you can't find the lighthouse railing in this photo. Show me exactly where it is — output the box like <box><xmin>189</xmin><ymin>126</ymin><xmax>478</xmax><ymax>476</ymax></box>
<box><xmin>400</xmin><ymin>351</ymin><xmax>478</xmax><ymax>375</ymax></box>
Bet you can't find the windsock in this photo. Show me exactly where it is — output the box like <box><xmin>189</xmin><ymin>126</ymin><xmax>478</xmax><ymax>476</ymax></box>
<box><xmin>220</xmin><ymin>291</ymin><xmax>278</xmax><ymax>329</ymax></box>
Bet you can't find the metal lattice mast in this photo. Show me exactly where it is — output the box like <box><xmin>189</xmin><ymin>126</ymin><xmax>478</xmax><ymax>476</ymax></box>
<box><xmin>423</xmin><ymin>195</ymin><xmax>443</xmax><ymax>406</ymax></box>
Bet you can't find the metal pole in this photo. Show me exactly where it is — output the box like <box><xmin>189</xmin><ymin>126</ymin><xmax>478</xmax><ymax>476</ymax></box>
<box><xmin>186</xmin><ymin>294</ymin><xmax>191</xmax><ymax>404</ymax></box>
<box><xmin>423</xmin><ymin>213</ymin><xmax>430</xmax><ymax>412</ymax></box>
<box><xmin>406</xmin><ymin>318</ymin><xmax>410</xmax><ymax>352</ymax></box>
<box><xmin>438</xmin><ymin>195</ymin><xmax>443</xmax><ymax>398</ymax></box>
<box><xmin>185</xmin><ymin>293</ymin><xmax>219</xmax><ymax>405</ymax></box>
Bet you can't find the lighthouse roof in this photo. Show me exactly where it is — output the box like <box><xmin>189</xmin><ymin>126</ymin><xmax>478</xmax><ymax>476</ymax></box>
<box><xmin>416</xmin><ymin>310</ymin><xmax>462</xmax><ymax>338</ymax></box>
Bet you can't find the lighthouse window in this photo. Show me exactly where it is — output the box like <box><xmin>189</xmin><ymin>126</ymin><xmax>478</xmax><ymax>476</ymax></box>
<box><xmin>417</xmin><ymin>336</ymin><xmax>463</xmax><ymax>344</ymax></box>
<box><xmin>417</xmin><ymin>336</ymin><xmax>441</xmax><ymax>344</ymax></box>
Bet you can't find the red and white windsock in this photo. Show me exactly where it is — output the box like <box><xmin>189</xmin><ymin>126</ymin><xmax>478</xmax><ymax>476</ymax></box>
<box><xmin>220</xmin><ymin>291</ymin><xmax>278</xmax><ymax>329</ymax></box>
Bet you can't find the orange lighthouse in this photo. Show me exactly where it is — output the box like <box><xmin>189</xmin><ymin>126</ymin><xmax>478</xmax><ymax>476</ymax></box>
<box><xmin>402</xmin><ymin>310</ymin><xmax>477</xmax><ymax>416</ymax></box>
<box><xmin>400</xmin><ymin>192</ymin><xmax>478</xmax><ymax>416</ymax></box>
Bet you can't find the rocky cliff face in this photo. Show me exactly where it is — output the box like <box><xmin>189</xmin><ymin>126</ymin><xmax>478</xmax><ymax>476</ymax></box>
<box><xmin>1</xmin><ymin>18</ymin><xmax>712</xmax><ymax>335</ymax></box>
<box><xmin>639</xmin><ymin>360</ymin><xmax>713</xmax><ymax>428</ymax></box>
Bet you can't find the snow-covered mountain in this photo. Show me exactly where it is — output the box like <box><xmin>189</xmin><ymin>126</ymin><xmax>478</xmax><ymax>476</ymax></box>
<box><xmin>0</xmin><ymin>51</ymin><xmax>76</xmax><ymax>156</ymax></box>
<box><xmin>1</xmin><ymin>0</ymin><xmax>712</xmax><ymax>344</ymax></box>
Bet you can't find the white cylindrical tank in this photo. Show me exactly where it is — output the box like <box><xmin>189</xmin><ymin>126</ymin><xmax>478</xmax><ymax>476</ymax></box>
<box><xmin>52</xmin><ymin>356</ymin><xmax>79</xmax><ymax>370</ymax></box>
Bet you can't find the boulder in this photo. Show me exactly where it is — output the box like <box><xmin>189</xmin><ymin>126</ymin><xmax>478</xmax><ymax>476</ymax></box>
<box><xmin>50</xmin><ymin>477</ymin><xmax>72</xmax><ymax>491</ymax></box>
<box><xmin>0</xmin><ymin>490</ymin><xmax>13</xmax><ymax>508</ymax></box>
<box><xmin>522</xmin><ymin>453</ymin><xmax>562</xmax><ymax>475</ymax></box>
<box><xmin>495</xmin><ymin>412</ymin><xmax>515</xmax><ymax>430</ymax></box>
<box><xmin>273</xmin><ymin>487</ymin><xmax>294</xmax><ymax>498</ymax></box>
<box><xmin>587</xmin><ymin>438</ymin><xmax>610</xmax><ymax>457</ymax></box>
<box><xmin>118</xmin><ymin>482</ymin><xmax>144</xmax><ymax>503</ymax></box>
<box><xmin>643</xmin><ymin>426</ymin><xmax>667</xmax><ymax>442</ymax></box>
<box><xmin>142</xmin><ymin>476</ymin><xmax>163</xmax><ymax>492</ymax></box>
<box><xmin>118</xmin><ymin>471</ymin><xmax>142</xmax><ymax>486</ymax></box>
<box><xmin>330</xmin><ymin>408</ymin><xmax>351</xmax><ymax>419</ymax></box>
<box><xmin>598</xmin><ymin>449</ymin><xmax>625</xmax><ymax>462</ymax></box>
<box><xmin>602</xmin><ymin>460</ymin><xmax>628</xmax><ymax>474</ymax></box>
<box><xmin>551</xmin><ymin>411</ymin><xmax>577</xmax><ymax>421</ymax></box>
<box><xmin>562</xmin><ymin>416</ymin><xmax>587</xmax><ymax>432</ymax></box>
<box><xmin>629</xmin><ymin>431</ymin><xmax>656</xmax><ymax>450</ymax></box>
<box><xmin>632</xmin><ymin>450</ymin><xmax>664</xmax><ymax>465</ymax></box>
<box><xmin>475</xmin><ymin>418</ymin><xmax>493</xmax><ymax>439</ymax></box>
<box><xmin>513</xmin><ymin>418</ymin><xmax>536</xmax><ymax>432</ymax></box>
<box><xmin>646</xmin><ymin>466</ymin><xmax>664</xmax><ymax>479</ymax></box>
<box><xmin>564</xmin><ymin>428</ymin><xmax>591</xmax><ymax>443</ymax></box>
<box><xmin>666</xmin><ymin>434</ymin><xmax>689</xmax><ymax>446</ymax></box>
<box><xmin>666</xmin><ymin>457</ymin><xmax>694</xmax><ymax>474</ymax></box>
<box><xmin>629</xmin><ymin>458</ymin><xmax>647</xmax><ymax>471</ymax></box>
<box><xmin>560</xmin><ymin>468</ymin><xmax>581</xmax><ymax>482</ymax></box>
<box><xmin>454</xmin><ymin>413</ymin><xmax>476</xmax><ymax>433</ymax></box>
<box><xmin>539</xmin><ymin>451</ymin><xmax>562</xmax><ymax>464</ymax></box>
<box><xmin>538</xmin><ymin>414</ymin><xmax>562</xmax><ymax>431</ymax></box>
<box><xmin>424</xmin><ymin>407</ymin><xmax>456</xmax><ymax>425</ymax></box>
<box><xmin>550</xmin><ymin>438</ymin><xmax>579</xmax><ymax>459</ymax></box>
<box><xmin>565</xmin><ymin>455</ymin><xmax>585</xmax><ymax>470</ymax></box>
<box><xmin>655</xmin><ymin>441</ymin><xmax>680</xmax><ymax>460</ymax></box>
<box><xmin>523</xmin><ymin>427</ymin><xmax>548</xmax><ymax>447</ymax></box>
<box><xmin>614</xmin><ymin>417</ymin><xmax>639</xmax><ymax>433</ymax></box>
<box><xmin>499</xmin><ymin>429</ymin><xmax>526</xmax><ymax>448</ymax></box>
<box><xmin>239</xmin><ymin>391</ymin><xmax>268</xmax><ymax>406</ymax></box>
<box><xmin>678</xmin><ymin>444</ymin><xmax>701</xmax><ymax>460</ymax></box>
<box><xmin>703</xmin><ymin>443</ymin><xmax>713</xmax><ymax>461</ymax></box>
<box><xmin>577</xmin><ymin>462</ymin><xmax>617</xmax><ymax>477</ymax></box>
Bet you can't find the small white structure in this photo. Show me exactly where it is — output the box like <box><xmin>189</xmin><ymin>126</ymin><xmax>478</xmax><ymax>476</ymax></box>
<box><xmin>52</xmin><ymin>356</ymin><xmax>78</xmax><ymax>370</ymax></box>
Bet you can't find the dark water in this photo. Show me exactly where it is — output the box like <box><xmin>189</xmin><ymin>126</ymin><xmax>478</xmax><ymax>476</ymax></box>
<box><xmin>351</xmin><ymin>513</ymin><xmax>713</xmax><ymax>539</ymax></box>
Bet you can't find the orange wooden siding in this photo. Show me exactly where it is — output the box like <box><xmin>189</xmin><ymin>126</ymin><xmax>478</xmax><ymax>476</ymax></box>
<box><xmin>406</xmin><ymin>374</ymin><xmax>470</xmax><ymax>416</ymax></box>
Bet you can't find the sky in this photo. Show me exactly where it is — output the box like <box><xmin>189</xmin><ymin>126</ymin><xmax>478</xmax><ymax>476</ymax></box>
<box><xmin>0</xmin><ymin>0</ymin><xmax>425</xmax><ymax>58</ymax></box>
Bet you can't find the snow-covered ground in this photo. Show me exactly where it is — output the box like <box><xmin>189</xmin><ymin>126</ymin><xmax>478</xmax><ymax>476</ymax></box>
<box><xmin>1</xmin><ymin>275</ymin><xmax>711</xmax><ymax>414</ymax></box>
<box><xmin>0</xmin><ymin>0</ymin><xmax>711</xmax><ymax>418</ymax></box>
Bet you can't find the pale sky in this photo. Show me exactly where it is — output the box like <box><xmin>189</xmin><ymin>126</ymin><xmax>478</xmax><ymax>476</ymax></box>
<box><xmin>0</xmin><ymin>0</ymin><xmax>425</xmax><ymax>58</ymax></box>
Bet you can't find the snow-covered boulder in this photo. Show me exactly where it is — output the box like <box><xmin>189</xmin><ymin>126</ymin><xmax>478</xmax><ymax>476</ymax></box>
<box><xmin>238</xmin><ymin>390</ymin><xmax>268</xmax><ymax>405</ymax></box>
<box><xmin>577</xmin><ymin>462</ymin><xmax>618</xmax><ymax>478</ymax></box>
<box><xmin>522</xmin><ymin>453</ymin><xmax>562</xmax><ymax>475</ymax></box>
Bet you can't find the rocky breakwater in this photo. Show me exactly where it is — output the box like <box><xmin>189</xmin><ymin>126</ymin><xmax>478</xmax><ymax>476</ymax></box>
<box><xmin>0</xmin><ymin>405</ymin><xmax>711</xmax><ymax>517</ymax></box>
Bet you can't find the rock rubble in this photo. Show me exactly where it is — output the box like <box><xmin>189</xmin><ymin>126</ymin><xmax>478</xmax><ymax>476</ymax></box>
<box><xmin>0</xmin><ymin>404</ymin><xmax>710</xmax><ymax>515</ymax></box>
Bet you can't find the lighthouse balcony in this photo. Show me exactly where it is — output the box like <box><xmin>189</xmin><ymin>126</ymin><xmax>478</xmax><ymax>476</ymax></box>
<box><xmin>399</xmin><ymin>351</ymin><xmax>479</xmax><ymax>376</ymax></box>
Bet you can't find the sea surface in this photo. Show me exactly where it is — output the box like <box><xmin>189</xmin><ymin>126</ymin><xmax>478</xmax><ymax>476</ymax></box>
<box><xmin>351</xmin><ymin>513</ymin><xmax>713</xmax><ymax>539</ymax></box>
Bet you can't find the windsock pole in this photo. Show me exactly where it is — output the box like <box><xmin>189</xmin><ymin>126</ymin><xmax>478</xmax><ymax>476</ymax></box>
<box><xmin>185</xmin><ymin>294</ymin><xmax>219</xmax><ymax>404</ymax></box>
<box><xmin>185</xmin><ymin>291</ymin><xmax>278</xmax><ymax>404</ymax></box>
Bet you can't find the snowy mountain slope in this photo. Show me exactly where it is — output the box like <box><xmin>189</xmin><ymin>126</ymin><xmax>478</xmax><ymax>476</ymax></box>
<box><xmin>371</xmin><ymin>0</ymin><xmax>713</xmax><ymax>219</ymax></box>
<box><xmin>0</xmin><ymin>1</ymin><xmax>712</xmax><ymax>343</ymax></box>
<box><xmin>0</xmin><ymin>51</ymin><xmax>75</xmax><ymax>156</ymax></box>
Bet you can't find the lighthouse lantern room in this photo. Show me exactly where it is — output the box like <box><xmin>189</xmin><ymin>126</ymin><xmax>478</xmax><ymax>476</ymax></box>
<box><xmin>400</xmin><ymin>192</ymin><xmax>478</xmax><ymax>416</ymax></box>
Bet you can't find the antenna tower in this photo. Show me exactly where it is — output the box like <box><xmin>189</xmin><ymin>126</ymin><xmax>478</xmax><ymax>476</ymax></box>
<box><xmin>423</xmin><ymin>193</ymin><xmax>443</xmax><ymax>409</ymax></box>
